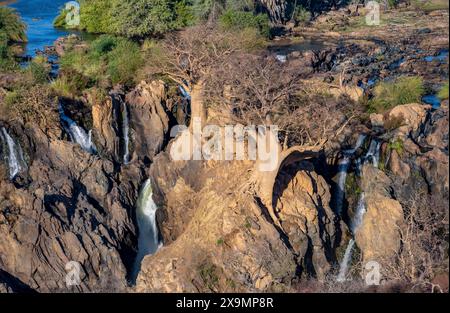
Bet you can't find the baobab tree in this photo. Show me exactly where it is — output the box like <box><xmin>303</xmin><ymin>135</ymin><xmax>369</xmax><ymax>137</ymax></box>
<box><xmin>144</xmin><ymin>25</ymin><xmax>264</xmax><ymax>124</ymax></box>
<box><xmin>205</xmin><ymin>55</ymin><xmax>354</xmax><ymax>148</ymax></box>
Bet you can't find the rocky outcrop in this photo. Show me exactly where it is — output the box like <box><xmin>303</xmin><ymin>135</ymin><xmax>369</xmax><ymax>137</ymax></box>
<box><xmin>0</xmin><ymin>122</ymin><xmax>142</xmax><ymax>292</ymax></box>
<box><xmin>91</xmin><ymin>88</ymin><xmax>124</xmax><ymax>162</ymax></box>
<box><xmin>136</xmin><ymin>144</ymin><xmax>339</xmax><ymax>292</ymax></box>
<box><xmin>383</xmin><ymin>105</ymin><xmax>449</xmax><ymax>195</ymax></box>
<box><xmin>388</xmin><ymin>103</ymin><xmax>430</xmax><ymax>138</ymax></box>
<box><xmin>273</xmin><ymin>162</ymin><xmax>337</xmax><ymax>280</ymax></box>
<box><xmin>355</xmin><ymin>165</ymin><xmax>403</xmax><ymax>262</ymax></box>
<box><xmin>126</xmin><ymin>81</ymin><xmax>169</xmax><ymax>164</ymax></box>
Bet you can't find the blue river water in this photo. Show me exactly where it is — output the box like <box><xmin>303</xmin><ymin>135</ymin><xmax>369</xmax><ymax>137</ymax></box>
<box><xmin>7</xmin><ymin>0</ymin><xmax>77</xmax><ymax>56</ymax></box>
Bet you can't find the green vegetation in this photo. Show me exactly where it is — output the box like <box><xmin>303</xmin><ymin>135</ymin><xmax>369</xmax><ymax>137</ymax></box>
<box><xmin>219</xmin><ymin>9</ymin><xmax>270</xmax><ymax>37</ymax></box>
<box><xmin>411</xmin><ymin>0</ymin><xmax>449</xmax><ymax>12</ymax></box>
<box><xmin>388</xmin><ymin>138</ymin><xmax>404</xmax><ymax>157</ymax></box>
<box><xmin>55</xmin><ymin>0</ymin><xmax>198</xmax><ymax>37</ymax></box>
<box><xmin>367</xmin><ymin>76</ymin><xmax>425</xmax><ymax>113</ymax></box>
<box><xmin>438</xmin><ymin>81</ymin><xmax>449</xmax><ymax>100</ymax></box>
<box><xmin>0</xmin><ymin>7</ymin><xmax>27</xmax><ymax>70</ymax></box>
<box><xmin>54</xmin><ymin>0</ymin><xmax>272</xmax><ymax>38</ymax></box>
<box><xmin>293</xmin><ymin>4</ymin><xmax>311</xmax><ymax>24</ymax></box>
<box><xmin>58</xmin><ymin>35</ymin><xmax>143</xmax><ymax>93</ymax></box>
<box><xmin>345</xmin><ymin>173</ymin><xmax>362</xmax><ymax>198</ymax></box>
<box><xmin>0</xmin><ymin>7</ymin><xmax>27</xmax><ymax>43</ymax></box>
<box><xmin>198</xmin><ymin>262</ymin><xmax>219</xmax><ymax>291</ymax></box>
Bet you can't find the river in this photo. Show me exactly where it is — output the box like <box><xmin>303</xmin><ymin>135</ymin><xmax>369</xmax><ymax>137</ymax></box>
<box><xmin>6</xmin><ymin>0</ymin><xmax>78</xmax><ymax>57</ymax></box>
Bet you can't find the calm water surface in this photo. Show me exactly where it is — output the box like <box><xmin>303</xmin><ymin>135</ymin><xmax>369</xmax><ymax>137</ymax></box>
<box><xmin>7</xmin><ymin>0</ymin><xmax>78</xmax><ymax>56</ymax></box>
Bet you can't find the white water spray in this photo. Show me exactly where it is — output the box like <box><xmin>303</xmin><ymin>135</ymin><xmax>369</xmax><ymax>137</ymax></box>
<box><xmin>131</xmin><ymin>179</ymin><xmax>161</xmax><ymax>282</ymax></box>
<box><xmin>337</xmin><ymin>239</ymin><xmax>355</xmax><ymax>282</ymax></box>
<box><xmin>59</xmin><ymin>104</ymin><xmax>96</xmax><ymax>154</ymax></box>
<box><xmin>179</xmin><ymin>85</ymin><xmax>191</xmax><ymax>100</ymax></box>
<box><xmin>1</xmin><ymin>127</ymin><xmax>27</xmax><ymax>179</ymax></box>
<box><xmin>337</xmin><ymin>137</ymin><xmax>381</xmax><ymax>282</ymax></box>
<box><xmin>335</xmin><ymin>135</ymin><xmax>367</xmax><ymax>215</ymax></box>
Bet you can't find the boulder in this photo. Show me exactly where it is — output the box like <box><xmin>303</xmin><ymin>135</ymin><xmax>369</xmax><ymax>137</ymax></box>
<box><xmin>388</xmin><ymin>103</ymin><xmax>430</xmax><ymax>138</ymax></box>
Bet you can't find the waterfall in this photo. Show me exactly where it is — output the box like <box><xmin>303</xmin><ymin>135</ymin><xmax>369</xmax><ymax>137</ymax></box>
<box><xmin>121</xmin><ymin>101</ymin><xmax>130</xmax><ymax>164</ymax></box>
<box><xmin>335</xmin><ymin>157</ymin><xmax>351</xmax><ymax>216</ymax></box>
<box><xmin>364</xmin><ymin>139</ymin><xmax>381</xmax><ymax>168</ymax></box>
<box><xmin>131</xmin><ymin>179</ymin><xmax>161</xmax><ymax>283</ymax></box>
<box><xmin>334</xmin><ymin>135</ymin><xmax>367</xmax><ymax>215</ymax></box>
<box><xmin>337</xmin><ymin>239</ymin><xmax>355</xmax><ymax>282</ymax></box>
<box><xmin>179</xmin><ymin>85</ymin><xmax>191</xmax><ymax>101</ymax></box>
<box><xmin>59</xmin><ymin>104</ymin><xmax>96</xmax><ymax>154</ymax></box>
<box><xmin>351</xmin><ymin>192</ymin><xmax>366</xmax><ymax>232</ymax></box>
<box><xmin>1</xmin><ymin>128</ymin><xmax>27</xmax><ymax>179</ymax></box>
<box><xmin>337</xmin><ymin>137</ymin><xmax>381</xmax><ymax>282</ymax></box>
<box><xmin>275</xmin><ymin>54</ymin><xmax>287</xmax><ymax>63</ymax></box>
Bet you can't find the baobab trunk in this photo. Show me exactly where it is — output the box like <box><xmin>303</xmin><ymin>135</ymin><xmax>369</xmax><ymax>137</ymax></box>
<box><xmin>190</xmin><ymin>80</ymin><xmax>207</xmax><ymax>126</ymax></box>
<box><xmin>258</xmin><ymin>0</ymin><xmax>289</xmax><ymax>24</ymax></box>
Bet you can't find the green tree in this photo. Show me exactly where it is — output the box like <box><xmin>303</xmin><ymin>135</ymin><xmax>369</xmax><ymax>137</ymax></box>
<box><xmin>110</xmin><ymin>0</ymin><xmax>180</xmax><ymax>37</ymax></box>
<box><xmin>0</xmin><ymin>7</ymin><xmax>27</xmax><ymax>43</ymax></box>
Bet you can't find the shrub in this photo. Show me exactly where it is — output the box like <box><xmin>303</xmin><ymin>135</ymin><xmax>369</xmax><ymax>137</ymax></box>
<box><xmin>24</xmin><ymin>56</ymin><xmax>51</xmax><ymax>84</ymax></box>
<box><xmin>110</xmin><ymin>0</ymin><xmax>181</xmax><ymax>38</ymax></box>
<box><xmin>80</xmin><ymin>0</ymin><xmax>114</xmax><ymax>33</ymax></box>
<box><xmin>50</xmin><ymin>72</ymin><xmax>90</xmax><ymax>98</ymax></box>
<box><xmin>0</xmin><ymin>7</ymin><xmax>26</xmax><ymax>70</ymax></box>
<box><xmin>106</xmin><ymin>39</ymin><xmax>143</xmax><ymax>85</ymax></box>
<box><xmin>388</xmin><ymin>138</ymin><xmax>404</xmax><ymax>156</ymax></box>
<box><xmin>219</xmin><ymin>9</ymin><xmax>270</xmax><ymax>37</ymax></box>
<box><xmin>294</xmin><ymin>5</ymin><xmax>311</xmax><ymax>24</ymax></box>
<box><xmin>367</xmin><ymin>76</ymin><xmax>424</xmax><ymax>113</ymax></box>
<box><xmin>0</xmin><ymin>7</ymin><xmax>27</xmax><ymax>43</ymax></box>
<box><xmin>2</xmin><ymin>85</ymin><xmax>58</xmax><ymax>127</ymax></box>
<box><xmin>438</xmin><ymin>81</ymin><xmax>449</xmax><ymax>100</ymax></box>
<box><xmin>59</xmin><ymin>35</ymin><xmax>143</xmax><ymax>90</ymax></box>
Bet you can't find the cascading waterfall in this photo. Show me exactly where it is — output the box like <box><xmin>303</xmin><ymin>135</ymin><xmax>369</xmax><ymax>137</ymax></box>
<box><xmin>121</xmin><ymin>101</ymin><xmax>130</xmax><ymax>164</ymax></box>
<box><xmin>59</xmin><ymin>104</ymin><xmax>96</xmax><ymax>154</ymax></box>
<box><xmin>1</xmin><ymin>127</ymin><xmax>27</xmax><ymax>179</ymax></box>
<box><xmin>334</xmin><ymin>135</ymin><xmax>367</xmax><ymax>215</ymax></box>
<box><xmin>336</xmin><ymin>137</ymin><xmax>381</xmax><ymax>282</ymax></box>
<box><xmin>131</xmin><ymin>179</ymin><xmax>162</xmax><ymax>283</ymax></box>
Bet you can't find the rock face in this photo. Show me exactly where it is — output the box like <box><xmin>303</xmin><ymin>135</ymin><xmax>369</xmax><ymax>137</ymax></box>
<box><xmin>136</xmin><ymin>149</ymin><xmax>338</xmax><ymax>292</ymax></box>
<box><xmin>91</xmin><ymin>88</ymin><xmax>124</xmax><ymax>162</ymax></box>
<box><xmin>126</xmin><ymin>81</ymin><xmax>169</xmax><ymax>164</ymax></box>
<box><xmin>355</xmin><ymin>165</ymin><xmax>403</xmax><ymax>262</ymax></box>
<box><xmin>384</xmin><ymin>105</ymin><xmax>449</xmax><ymax>196</ymax></box>
<box><xmin>0</xmin><ymin>123</ymin><xmax>141</xmax><ymax>292</ymax></box>
<box><xmin>273</xmin><ymin>162</ymin><xmax>336</xmax><ymax>280</ymax></box>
